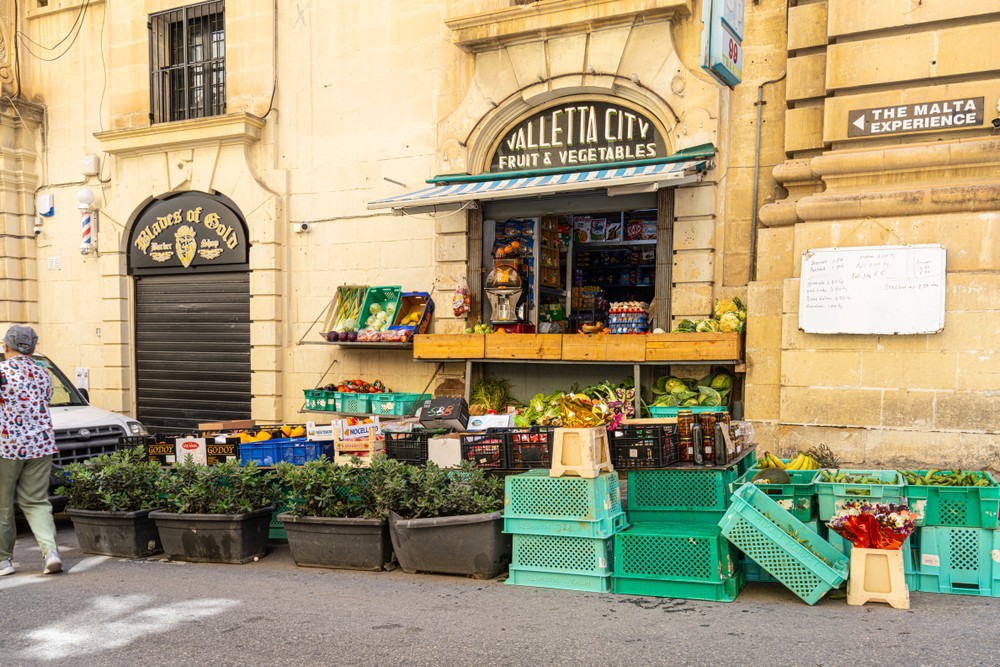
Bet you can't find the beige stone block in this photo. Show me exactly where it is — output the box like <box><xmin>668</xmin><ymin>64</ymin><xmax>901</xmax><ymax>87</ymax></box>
<box><xmin>673</xmin><ymin>217</ymin><xmax>715</xmax><ymax>250</ymax></box>
<box><xmin>935</xmin><ymin>391</ymin><xmax>1000</xmax><ymax>431</ymax></box>
<box><xmin>957</xmin><ymin>432</ymin><xmax>1000</xmax><ymax>471</ymax></box>
<box><xmin>945</xmin><ymin>273</ymin><xmax>1000</xmax><ymax>312</ymax></box>
<box><xmin>252</xmin><ymin>396</ymin><xmax>281</xmax><ymax>422</ymax></box>
<box><xmin>250</xmin><ymin>295</ymin><xmax>281</xmax><ymax>322</ymax></box>
<box><xmin>252</xmin><ymin>371</ymin><xmax>281</xmax><ymax>397</ymax></box>
<box><xmin>672</xmin><ymin>250</ymin><xmax>714</xmax><ymax>282</ymax></box>
<box><xmin>436</xmin><ymin>214</ymin><xmax>467</xmax><ymax>235</ymax></box>
<box><xmin>781</xmin><ymin>349</ymin><xmax>862</xmax><ymax>387</ymax></box>
<box><xmin>780</xmin><ymin>386</ymin><xmax>882</xmax><ymax>426</ymax></box>
<box><xmin>747</xmin><ymin>280</ymin><xmax>783</xmax><ymax>317</ymax></box>
<box><xmin>251</xmin><ymin>322</ymin><xmax>282</xmax><ymax>347</ymax></box>
<box><xmin>781</xmin><ymin>315</ymin><xmax>880</xmax><ymax>351</ymax></box>
<box><xmin>251</xmin><ymin>270</ymin><xmax>281</xmax><ymax>296</ymax></box>
<box><xmin>669</xmin><ymin>283</ymin><xmax>712</xmax><ymax>317</ymax></box>
<box><xmin>787</xmin><ymin>54</ymin><xmax>826</xmax><ymax>101</ymax></box>
<box><xmin>674</xmin><ymin>185</ymin><xmax>717</xmax><ymax>219</ymax></box>
<box><xmin>101</xmin><ymin>343</ymin><xmax>130</xmax><ymax>369</ymax></box>
<box><xmin>864</xmin><ymin>428</ymin><xmax>975</xmax><ymax>469</ymax></box>
<box><xmin>723</xmin><ymin>251</ymin><xmax>749</xmax><ymax>288</ymax></box>
<box><xmin>586</xmin><ymin>25</ymin><xmax>632</xmax><ymax>73</ymax></box>
<box><xmin>745</xmin><ymin>383</ymin><xmax>780</xmax><ymax>421</ymax></box>
<box><xmin>249</xmin><ymin>243</ymin><xmax>282</xmax><ymax>272</ymax></box>
<box><xmin>861</xmin><ymin>350</ymin><xmax>957</xmax><ymax>390</ymax></box>
<box><xmin>932</xmin><ymin>311</ymin><xmax>1000</xmax><ymax>353</ymax></box>
<box><xmin>751</xmin><ymin>421</ymin><xmax>780</xmax><ymax>452</ymax></box>
<box><xmin>828</xmin><ymin>0</ymin><xmax>1000</xmax><ymax>37</ymax></box>
<box><xmin>788</xmin><ymin>2</ymin><xmax>828</xmax><ymax>51</ymax></box>
<box><xmin>882</xmin><ymin>389</ymin><xmax>935</xmax><ymax>429</ymax></box>
<box><xmin>756</xmin><ymin>228</ymin><xmax>796</xmax><ymax>282</ymax></box>
<box><xmin>778</xmin><ymin>424</ymin><xmax>868</xmax><ymax>466</ymax></box>
<box><xmin>746</xmin><ymin>348</ymin><xmax>780</xmax><ymax>386</ymax></box>
<box><xmin>746</xmin><ymin>315</ymin><xmax>781</xmax><ymax>350</ymax></box>
<box><xmin>785</xmin><ymin>106</ymin><xmax>824</xmax><ymax>154</ymax></box>
<box><xmin>101</xmin><ymin>297</ymin><xmax>129</xmax><ymax>323</ymax></box>
<box><xmin>436</xmin><ymin>234</ymin><xmax>468</xmax><ymax>263</ymax></box>
<box><xmin>956</xmin><ymin>351</ymin><xmax>1000</xmax><ymax>392</ymax></box>
<box><xmin>505</xmin><ymin>41</ymin><xmax>548</xmax><ymax>91</ymax></box>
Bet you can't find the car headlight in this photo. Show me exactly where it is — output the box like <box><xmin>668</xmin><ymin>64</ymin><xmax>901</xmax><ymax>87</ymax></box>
<box><xmin>127</xmin><ymin>421</ymin><xmax>149</xmax><ymax>436</ymax></box>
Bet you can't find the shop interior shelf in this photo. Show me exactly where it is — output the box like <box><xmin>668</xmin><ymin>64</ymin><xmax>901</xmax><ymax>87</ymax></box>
<box><xmin>298</xmin><ymin>341</ymin><xmax>413</xmax><ymax>349</ymax></box>
<box><xmin>576</xmin><ymin>240</ymin><xmax>656</xmax><ymax>247</ymax></box>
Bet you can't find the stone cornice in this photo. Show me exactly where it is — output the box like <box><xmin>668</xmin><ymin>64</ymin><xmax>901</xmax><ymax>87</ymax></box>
<box><xmin>95</xmin><ymin>113</ymin><xmax>265</xmax><ymax>158</ymax></box>
<box><xmin>447</xmin><ymin>0</ymin><xmax>693</xmax><ymax>52</ymax></box>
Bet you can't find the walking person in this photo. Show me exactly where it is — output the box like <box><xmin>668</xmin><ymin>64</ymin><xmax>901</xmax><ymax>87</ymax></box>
<box><xmin>0</xmin><ymin>325</ymin><xmax>61</xmax><ymax>575</ymax></box>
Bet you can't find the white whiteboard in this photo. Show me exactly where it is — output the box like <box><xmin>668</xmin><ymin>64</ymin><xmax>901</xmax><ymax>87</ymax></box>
<box><xmin>798</xmin><ymin>244</ymin><xmax>946</xmax><ymax>335</ymax></box>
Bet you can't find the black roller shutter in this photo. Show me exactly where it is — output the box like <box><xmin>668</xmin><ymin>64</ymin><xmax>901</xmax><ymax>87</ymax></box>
<box><xmin>135</xmin><ymin>272</ymin><xmax>251</xmax><ymax>431</ymax></box>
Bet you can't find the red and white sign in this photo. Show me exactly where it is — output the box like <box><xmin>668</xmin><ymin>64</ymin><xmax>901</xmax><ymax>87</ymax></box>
<box><xmin>174</xmin><ymin>437</ymin><xmax>208</xmax><ymax>465</ymax></box>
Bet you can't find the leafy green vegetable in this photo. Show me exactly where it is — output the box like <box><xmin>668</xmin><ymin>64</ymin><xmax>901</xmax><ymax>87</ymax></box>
<box><xmin>697</xmin><ymin>385</ymin><xmax>722</xmax><ymax>406</ymax></box>
<box><xmin>470</xmin><ymin>376</ymin><xmax>515</xmax><ymax>412</ymax></box>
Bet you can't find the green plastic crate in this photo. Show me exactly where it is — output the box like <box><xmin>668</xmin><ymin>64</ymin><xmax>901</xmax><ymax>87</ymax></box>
<box><xmin>338</xmin><ymin>392</ymin><xmax>372</xmax><ymax>414</ymax></box>
<box><xmin>648</xmin><ymin>405</ymin><xmax>728</xmax><ymax>417</ymax></box>
<box><xmin>359</xmin><ymin>285</ymin><xmax>402</xmax><ymax>332</ymax></box>
<box><xmin>613</xmin><ymin>569</ymin><xmax>744</xmax><ymax>602</ymax></box>
<box><xmin>506</xmin><ymin>567</ymin><xmax>612</xmax><ymax>593</ymax></box>
<box><xmin>505</xmin><ymin>512</ymin><xmax>628</xmax><ymax>539</ymax></box>
<box><xmin>736</xmin><ymin>468</ymin><xmax>817</xmax><ymax>522</ymax></box>
<box><xmin>627</xmin><ymin>467</ymin><xmax>742</xmax><ymax>513</ymax></box>
<box><xmin>813</xmin><ymin>469</ymin><xmax>903</xmax><ymax>521</ymax></box>
<box><xmin>512</xmin><ymin>534</ymin><xmax>614</xmax><ymax>577</ymax></box>
<box><xmin>370</xmin><ymin>392</ymin><xmax>431</xmax><ymax>417</ymax></box>
<box><xmin>743</xmin><ymin>519</ymin><xmax>822</xmax><ymax>584</ymax></box>
<box><xmin>913</xmin><ymin>526</ymin><xmax>1000</xmax><ymax>597</ymax></box>
<box><xmin>719</xmin><ymin>484</ymin><xmax>849</xmax><ymax>605</ymax></box>
<box><xmin>614</xmin><ymin>523</ymin><xmax>741</xmax><ymax>584</ymax></box>
<box><xmin>901</xmin><ymin>470</ymin><xmax>1000</xmax><ymax>529</ymax></box>
<box><xmin>269</xmin><ymin>498</ymin><xmax>296</xmax><ymax>541</ymax></box>
<box><xmin>626</xmin><ymin>508</ymin><xmax>727</xmax><ymax>526</ymax></box>
<box><xmin>303</xmin><ymin>389</ymin><xmax>334</xmax><ymax>411</ymax></box>
<box><xmin>505</xmin><ymin>470</ymin><xmax>622</xmax><ymax>527</ymax></box>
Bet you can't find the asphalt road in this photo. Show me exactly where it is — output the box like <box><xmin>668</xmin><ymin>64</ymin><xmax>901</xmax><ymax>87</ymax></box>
<box><xmin>1</xmin><ymin>517</ymin><xmax>998</xmax><ymax>667</ymax></box>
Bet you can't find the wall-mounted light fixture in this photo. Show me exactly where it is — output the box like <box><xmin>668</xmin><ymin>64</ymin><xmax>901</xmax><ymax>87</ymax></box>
<box><xmin>77</xmin><ymin>187</ymin><xmax>96</xmax><ymax>256</ymax></box>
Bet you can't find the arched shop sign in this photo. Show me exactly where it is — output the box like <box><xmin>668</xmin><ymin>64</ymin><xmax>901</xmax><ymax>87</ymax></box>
<box><xmin>489</xmin><ymin>101</ymin><xmax>668</xmax><ymax>172</ymax></box>
<box><xmin>128</xmin><ymin>192</ymin><xmax>249</xmax><ymax>275</ymax></box>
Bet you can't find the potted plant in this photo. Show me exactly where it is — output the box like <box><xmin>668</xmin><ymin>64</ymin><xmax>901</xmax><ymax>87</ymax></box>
<box><xmin>377</xmin><ymin>457</ymin><xmax>510</xmax><ymax>579</ymax></box>
<box><xmin>149</xmin><ymin>459</ymin><xmax>277</xmax><ymax>564</ymax></box>
<box><xmin>274</xmin><ymin>457</ymin><xmax>393</xmax><ymax>571</ymax></box>
<box><xmin>56</xmin><ymin>448</ymin><xmax>165</xmax><ymax>558</ymax></box>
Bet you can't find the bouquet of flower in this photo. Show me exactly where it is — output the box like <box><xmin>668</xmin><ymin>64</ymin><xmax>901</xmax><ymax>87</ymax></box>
<box><xmin>826</xmin><ymin>502</ymin><xmax>917</xmax><ymax>550</ymax></box>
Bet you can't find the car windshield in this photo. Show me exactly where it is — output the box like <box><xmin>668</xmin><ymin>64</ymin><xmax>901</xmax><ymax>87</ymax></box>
<box><xmin>32</xmin><ymin>355</ymin><xmax>87</xmax><ymax>407</ymax></box>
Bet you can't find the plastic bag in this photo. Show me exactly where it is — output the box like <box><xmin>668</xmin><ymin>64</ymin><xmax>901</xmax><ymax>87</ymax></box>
<box><xmin>452</xmin><ymin>275</ymin><xmax>471</xmax><ymax>317</ymax></box>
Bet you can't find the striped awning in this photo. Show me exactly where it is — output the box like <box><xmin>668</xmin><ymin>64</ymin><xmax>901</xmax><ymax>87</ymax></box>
<box><xmin>367</xmin><ymin>159</ymin><xmax>709</xmax><ymax>214</ymax></box>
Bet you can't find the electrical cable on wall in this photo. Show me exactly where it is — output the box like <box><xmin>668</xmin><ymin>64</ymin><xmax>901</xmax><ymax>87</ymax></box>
<box><xmin>16</xmin><ymin>0</ymin><xmax>91</xmax><ymax>62</ymax></box>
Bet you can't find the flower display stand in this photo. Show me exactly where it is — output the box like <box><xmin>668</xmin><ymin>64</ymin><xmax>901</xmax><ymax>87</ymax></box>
<box><xmin>549</xmin><ymin>428</ymin><xmax>613</xmax><ymax>479</ymax></box>
<box><xmin>847</xmin><ymin>548</ymin><xmax>910</xmax><ymax>609</ymax></box>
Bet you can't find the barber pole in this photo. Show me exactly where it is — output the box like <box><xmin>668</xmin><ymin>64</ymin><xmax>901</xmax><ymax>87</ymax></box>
<box><xmin>80</xmin><ymin>208</ymin><xmax>92</xmax><ymax>253</ymax></box>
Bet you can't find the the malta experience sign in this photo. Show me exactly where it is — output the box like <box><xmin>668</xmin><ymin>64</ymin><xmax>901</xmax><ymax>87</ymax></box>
<box><xmin>129</xmin><ymin>192</ymin><xmax>248</xmax><ymax>274</ymax></box>
<box><xmin>847</xmin><ymin>97</ymin><xmax>984</xmax><ymax>137</ymax></box>
<box><xmin>489</xmin><ymin>101</ymin><xmax>668</xmax><ymax>172</ymax></box>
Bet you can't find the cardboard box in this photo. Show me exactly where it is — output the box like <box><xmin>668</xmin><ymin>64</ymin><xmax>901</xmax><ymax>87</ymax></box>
<box><xmin>390</xmin><ymin>292</ymin><xmax>435</xmax><ymax>336</ymax></box>
<box><xmin>175</xmin><ymin>437</ymin><xmax>208</xmax><ymax>465</ymax></box>
<box><xmin>197</xmin><ymin>419</ymin><xmax>256</xmax><ymax>432</ymax></box>
<box><xmin>467</xmin><ymin>413</ymin><xmax>515</xmax><ymax>431</ymax></box>
<box><xmin>418</xmin><ymin>397</ymin><xmax>469</xmax><ymax>431</ymax></box>
<box><xmin>428</xmin><ymin>434</ymin><xmax>462</xmax><ymax>468</ymax></box>
<box><xmin>306</xmin><ymin>421</ymin><xmax>338</xmax><ymax>441</ymax></box>
<box><xmin>146</xmin><ymin>440</ymin><xmax>177</xmax><ymax>465</ymax></box>
<box><xmin>206</xmin><ymin>440</ymin><xmax>239</xmax><ymax>465</ymax></box>
<box><xmin>335</xmin><ymin>416</ymin><xmax>382</xmax><ymax>441</ymax></box>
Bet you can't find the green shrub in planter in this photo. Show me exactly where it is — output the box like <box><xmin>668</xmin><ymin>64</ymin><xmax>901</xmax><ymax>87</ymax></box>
<box><xmin>158</xmin><ymin>458</ymin><xmax>278</xmax><ymax>515</ymax></box>
<box><xmin>370</xmin><ymin>457</ymin><xmax>504</xmax><ymax>519</ymax></box>
<box><xmin>56</xmin><ymin>447</ymin><xmax>163</xmax><ymax>512</ymax></box>
<box><xmin>55</xmin><ymin>448</ymin><xmax>165</xmax><ymax>558</ymax></box>
<box><xmin>274</xmin><ymin>457</ymin><xmax>377</xmax><ymax>518</ymax></box>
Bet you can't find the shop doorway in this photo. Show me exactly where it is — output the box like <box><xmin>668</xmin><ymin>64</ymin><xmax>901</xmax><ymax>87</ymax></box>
<box><xmin>134</xmin><ymin>272</ymin><xmax>251</xmax><ymax>431</ymax></box>
<box><xmin>126</xmin><ymin>191</ymin><xmax>252</xmax><ymax>432</ymax></box>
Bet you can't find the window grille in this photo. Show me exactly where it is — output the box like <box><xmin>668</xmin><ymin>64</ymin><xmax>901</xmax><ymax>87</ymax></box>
<box><xmin>149</xmin><ymin>1</ymin><xmax>225</xmax><ymax>124</ymax></box>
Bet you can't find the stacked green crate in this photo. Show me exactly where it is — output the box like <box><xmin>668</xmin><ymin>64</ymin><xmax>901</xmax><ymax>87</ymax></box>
<box><xmin>900</xmin><ymin>470</ymin><xmax>1000</xmax><ymax>597</ymax></box>
<box><xmin>626</xmin><ymin>466</ymin><xmax>743</xmax><ymax>525</ymax></box>
<box><xmin>504</xmin><ymin>470</ymin><xmax>628</xmax><ymax>593</ymax></box>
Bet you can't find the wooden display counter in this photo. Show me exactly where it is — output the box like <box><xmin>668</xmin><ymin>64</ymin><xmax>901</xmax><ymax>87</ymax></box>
<box><xmin>413</xmin><ymin>332</ymin><xmax>743</xmax><ymax>363</ymax></box>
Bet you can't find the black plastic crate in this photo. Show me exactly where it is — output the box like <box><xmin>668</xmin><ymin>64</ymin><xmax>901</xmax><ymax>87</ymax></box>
<box><xmin>460</xmin><ymin>432</ymin><xmax>507</xmax><ymax>469</ymax></box>
<box><xmin>385</xmin><ymin>431</ymin><xmax>430</xmax><ymax>465</ymax></box>
<box><xmin>503</xmin><ymin>427</ymin><xmax>555</xmax><ymax>470</ymax></box>
<box><xmin>609</xmin><ymin>424</ymin><xmax>679</xmax><ymax>469</ymax></box>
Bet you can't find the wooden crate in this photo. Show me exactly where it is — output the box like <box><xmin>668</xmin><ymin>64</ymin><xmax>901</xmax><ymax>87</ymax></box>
<box><xmin>644</xmin><ymin>333</ymin><xmax>743</xmax><ymax>362</ymax></box>
<box><xmin>484</xmin><ymin>334</ymin><xmax>561</xmax><ymax>360</ymax></box>
<box><xmin>561</xmin><ymin>334</ymin><xmax>646</xmax><ymax>362</ymax></box>
<box><xmin>413</xmin><ymin>334</ymin><xmax>485</xmax><ymax>359</ymax></box>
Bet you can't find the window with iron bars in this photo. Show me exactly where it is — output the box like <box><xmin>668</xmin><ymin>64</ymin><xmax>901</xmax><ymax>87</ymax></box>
<box><xmin>149</xmin><ymin>1</ymin><xmax>226</xmax><ymax>124</ymax></box>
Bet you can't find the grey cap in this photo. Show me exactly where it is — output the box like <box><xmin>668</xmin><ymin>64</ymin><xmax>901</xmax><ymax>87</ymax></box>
<box><xmin>4</xmin><ymin>325</ymin><xmax>38</xmax><ymax>355</ymax></box>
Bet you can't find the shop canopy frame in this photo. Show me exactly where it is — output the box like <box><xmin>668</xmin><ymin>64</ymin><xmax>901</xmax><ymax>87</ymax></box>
<box><xmin>368</xmin><ymin>147</ymin><xmax>714</xmax><ymax>215</ymax></box>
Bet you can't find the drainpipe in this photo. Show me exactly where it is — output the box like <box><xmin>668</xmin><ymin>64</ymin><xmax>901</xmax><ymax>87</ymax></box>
<box><xmin>749</xmin><ymin>72</ymin><xmax>786</xmax><ymax>283</ymax></box>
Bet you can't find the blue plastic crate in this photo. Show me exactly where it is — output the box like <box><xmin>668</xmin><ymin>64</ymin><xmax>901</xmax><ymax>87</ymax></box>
<box><xmin>511</xmin><ymin>534</ymin><xmax>614</xmax><ymax>577</ymax></box>
<box><xmin>238</xmin><ymin>438</ymin><xmax>320</xmax><ymax>467</ymax></box>
<box><xmin>719</xmin><ymin>484</ymin><xmax>849</xmax><ymax>605</ymax></box>
<box><xmin>506</xmin><ymin>567</ymin><xmax>612</xmax><ymax>593</ymax></box>
<box><xmin>913</xmin><ymin>526</ymin><xmax>1000</xmax><ymax>597</ymax></box>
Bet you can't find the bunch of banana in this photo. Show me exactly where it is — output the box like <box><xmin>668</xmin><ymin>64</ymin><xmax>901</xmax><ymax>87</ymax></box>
<box><xmin>757</xmin><ymin>451</ymin><xmax>787</xmax><ymax>470</ymax></box>
<box><xmin>785</xmin><ymin>452</ymin><xmax>821</xmax><ymax>470</ymax></box>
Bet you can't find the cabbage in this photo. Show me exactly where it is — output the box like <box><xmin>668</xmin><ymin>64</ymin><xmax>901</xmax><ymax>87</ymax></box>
<box><xmin>697</xmin><ymin>386</ymin><xmax>722</xmax><ymax>406</ymax></box>
<box><xmin>665</xmin><ymin>378</ymin><xmax>690</xmax><ymax>395</ymax></box>
<box><xmin>695</xmin><ymin>319</ymin><xmax>721</xmax><ymax>333</ymax></box>
<box><xmin>710</xmin><ymin>372</ymin><xmax>733</xmax><ymax>392</ymax></box>
<box><xmin>715</xmin><ymin>298</ymin><xmax>738</xmax><ymax>318</ymax></box>
<box><xmin>672</xmin><ymin>319</ymin><xmax>697</xmax><ymax>333</ymax></box>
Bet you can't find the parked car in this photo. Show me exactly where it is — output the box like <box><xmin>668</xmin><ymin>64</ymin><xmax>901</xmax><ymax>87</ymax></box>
<box><xmin>32</xmin><ymin>354</ymin><xmax>148</xmax><ymax>510</ymax></box>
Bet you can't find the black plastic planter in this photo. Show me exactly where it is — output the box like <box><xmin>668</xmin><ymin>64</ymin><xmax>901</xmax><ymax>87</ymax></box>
<box><xmin>388</xmin><ymin>511</ymin><xmax>510</xmax><ymax>579</ymax></box>
<box><xmin>279</xmin><ymin>513</ymin><xmax>392</xmax><ymax>571</ymax></box>
<box><xmin>150</xmin><ymin>506</ymin><xmax>275</xmax><ymax>564</ymax></box>
<box><xmin>66</xmin><ymin>508</ymin><xmax>163</xmax><ymax>558</ymax></box>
